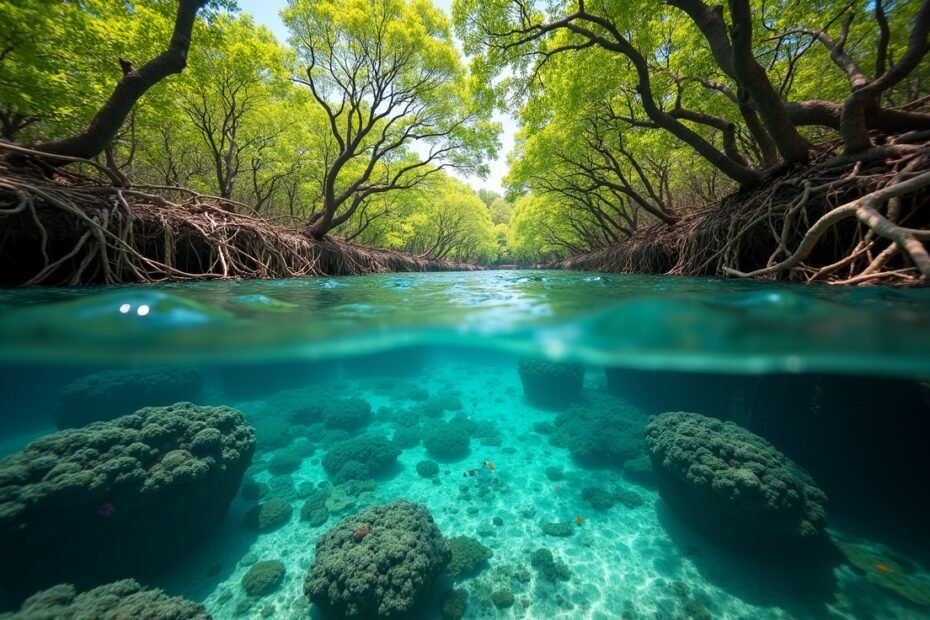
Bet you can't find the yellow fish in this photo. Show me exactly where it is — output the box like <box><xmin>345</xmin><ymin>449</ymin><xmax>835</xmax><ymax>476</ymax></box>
<box><xmin>873</xmin><ymin>563</ymin><xmax>895</xmax><ymax>574</ymax></box>
<box><xmin>576</xmin><ymin>516</ymin><xmax>585</xmax><ymax>525</ymax></box>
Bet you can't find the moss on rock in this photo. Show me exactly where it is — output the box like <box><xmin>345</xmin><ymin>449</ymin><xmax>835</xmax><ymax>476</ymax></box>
<box><xmin>0</xmin><ymin>579</ymin><xmax>210</xmax><ymax>619</ymax></box>
<box><xmin>645</xmin><ymin>412</ymin><xmax>828</xmax><ymax>546</ymax></box>
<box><xmin>305</xmin><ymin>499</ymin><xmax>450</xmax><ymax>618</ymax></box>
<box><xmin>241</xmin><ymin>560</ymin><xmax>285</xmax><ymax>597</ymax></box>
<box><xmin>0</xmin><ymin>403</ymin><xmax>254</xmax><ymax>596</ymax></box>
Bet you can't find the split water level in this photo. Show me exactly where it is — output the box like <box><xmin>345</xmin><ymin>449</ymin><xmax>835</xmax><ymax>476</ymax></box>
<box><xmin>0</xmin><ymin>271</ymin><xmax>928</xmax><ymax>619</ymax></box>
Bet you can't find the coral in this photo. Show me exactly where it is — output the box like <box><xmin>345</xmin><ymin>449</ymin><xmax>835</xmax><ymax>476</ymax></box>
<box><xmin>243</xmin><ymin>499</ymin><xmax>293</xmax><ymax>531</ymax></box>
<box><xmin>266</xmin><ymin>475</ymin><xmax>298</xmax><ymax>502</ymax></box>
<box><xmin>616</xmin><ymin>489</ymin><xmax>644</xmax><ymax>508</ymax></box>
<box><xmin>541</xmin><ymin>522</ymin><xmax>575</xmax><ymax>537</ymax></box>
<box><xmin>645</xmin><ymin>412</ymin><xmax>828</xmax><ymax>544</ymax></box>
<box><xmin>321</xmin><ymin>435</ymin><xmax>400</xmax><ymax>484</ymax></box>
<box><xmin>422</xmin><ymin>422</ymin><xmax>471</xmax><ymax>461</ymax></box>
<box><xmin>0</xmin><ymin>403</ymin><xmax>254</xmax><ymax>594</ymax></box>
<box><xmin>544</xmin><ymin>466</ymin><xmax>564</xmax><ymax>481</ymax></box>
<box><xmin>267</xmin><ymin>450</ymin><xmax>303</xmax><ymax>475</ymax></box>
<box><xmin>241</xmin><ymin>560</ymin><xmax>285</xmax><ymax>597</ymax></box>
<box><xmin>0</xmin><ymin>579</ymin><xmax>210</xmax><ymax>619</ymax></box>
<box><xmin>533</xmin><ymin>421</ymin><xmax>555</xmax><ymax>435</ymax></box>
<box><xmin>305</xmin><ymin>500</ymin><xmax>450</xmax><ymax>618</ymax></box>
<box><xmin>622</xmin><ymin>454</ymin><xmax>656</xmax><ymax>486</ymax></box>
<box><xmin>440</xmin><ymin>589</ymin><xmax>468</xmax><ymax>620</ymax></box>
<box><xmin>530</xmin><ymin>549</ymin><xmax>570</xmax><ymax>582</ymax></box>
<box><xmin>300</xmin><ymin>488</ymin><xmax>332</xmax><ymax>522</ymax></box>
<box><xmin>52</xmin><ymin>367</ymin><xmax>203</xmax><ymax>429</ymax></box>
<box><xmin>416</xmin><ymin>460</ymin><xmax>440</xmax><ymax>478</ymax></box>
<box><xmin>391</xmin><ymin>425</ymin><xmax>420</xmax><ymax>449</ymax></box>
<box><xmin>517</xmin><ymin>357</ymin><xmax>585</xmax><ymax>410</ymax></box>
<box><xmin>491</xmin><ymin>589</ymin><xmax>515</xmax><ymax>608</ymax></box>
<box><xmin>354</xmin><ymin>523</ymin><xmax>372</xmax><ymax>542</ymax></box>
<box><xmin>447</xmin><ymin>536</ymin><xmax>493</xmax><ymax>579</ymax></box>
<box><xmin>240</xmin><ymin>479</ymin><xmax>267</xmax><ymax>501</ymax></box>
<box><xmin>322</xmin><ymin>397</ymin><xmax>373</xmax><ymax>431</ymax></box>
<box><xmin>581</xmin><ymin>487</ymin><xmax>615</xmax><ymax>511</ymax></box>
<box><xmin>549</xmin><ymin>394</ymin><xmax>645</xmax><ymax>468</ymax></box>
<box><xmin>414</xmin><ymin>393</ymin><xmax>464</xmax><ymax>417</ymax></box>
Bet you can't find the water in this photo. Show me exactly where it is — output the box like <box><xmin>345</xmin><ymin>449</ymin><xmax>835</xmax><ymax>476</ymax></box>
<box><xmin>0</xmin><ymin>271</ymin><xmax>928</xmax><ymax>619</ymax></box>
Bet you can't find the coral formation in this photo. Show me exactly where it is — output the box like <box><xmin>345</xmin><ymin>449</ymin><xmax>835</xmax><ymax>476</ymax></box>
<box><xmin>305</xmin><ymin>499</ymin><xmax>450</xmax><ymax>618</ymax></box>
<box><xmin>541</xmin><ymin>522</ymin><xmax>575</xmax><ymax>537</ymax></box>
<box><xmin>0</xmin><ymin>579</ymin><xmax>210</xmax><ymax>619</ymax></box>
<box><xmin>52</xmin><ymin>367</ymin><xmax>203</xmax><ymax>429</ymax></box>
<box><xmin>322</xmin><ymin>397</ymin><xmax>372</xmax><ymax>431</ymax></box>
<box><xmin>439</xmin><ymin>589</ymin><xmax>468</xmax><ymax>620</ymax></box>
<box><xmin>517</xmin><ymin>357</ymin><xmax>585</xmax><ymax>410</ymax></box>
<box><xmin>391</xmin><ymin>425</ymin><xmax>421</xmax><ymax>448</ymax></box>
<box><xmin>422</xmin><ymin>422</ymin><xmax>471</xmax><ymax>461</ymax></box>
<box><xmin>645</xmin><ymin>412</ymin><xmax>828</xmax><ymax>544</ymax></box>
<box><xmin>549</xmin><ymin>395</ymin><xmax>645</xmax><ymax>467</ymax></box>
<box><xmin>267</xmin><ymin>450</ymin><xmax>303</xmax><ymax>475</ymax></box>
<box><xmin>447</xmin><ymin>536</ymin><xmax>493</xmax><ymax>579</ymax></box>
<box><xmin>241</xmin><ymin>560</ymin><xmax>285</xmax><ymax>597</ymax></box>
<box><xmin>300</xmin><ymin>487</ymin><xmax>333</xmax><ymax>526</ymax></box>
<box><xmin>491</xmin><ymin>589</ymin><xmax>515</xmax><ymax>608</ymax></box>
<box><xmin>416</xmin><ymin>459</ymin><xmax>440</xmax><ymax>478</ymax></box>
<box><xmin>0</xmin><ymin>403</ymin><xmax>254</xmax><ymax>594</ymax></box>
<box><xmin>321</xmin><ymin>435</ymin><xmax>400</xmax><ymax>484</ymax></box>
<box><xmin>243</xmin><ymin>499</ymin><xmax>293</xmax><ymax>531</ymax></box>
<box><xmin>530</xmin><ymin>549</ymin><xmax>570</xmax><ymax>582</ymax></box>
<box><xmin>581</xmin><ymin>486</ymin><xmax>644</xmax><ymax>510</ymax></box>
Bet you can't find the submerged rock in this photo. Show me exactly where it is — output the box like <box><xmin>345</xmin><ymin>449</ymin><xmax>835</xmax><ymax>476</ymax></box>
<box><xmin>549</xmin><ymin>394</ymin><xmax>645</xmax><ymax>467</ymax></box>
<box><xmin>0</xmin><ymin>402</ymin><xmax>254</xmax><ymax>597</ymax></box>
<box><xmin>447</xmin><ymin>536</ymin><xmax>493</xmax><ymax>579</ymax></box>
<box><xmin>530</xmin><ymin>548</ymin><xmax>570</xmax><ymax>582</ymax></box>
<box><xmin>422</xmin><ymin>422</ymin><xmax>471</xmax><ymax>461</ymax></box>
<box><xmin>52</xmin><ymin>367</ymin><xmax>203</xmax><ymax>428</ymax></box>
<box><xmin>305</xmin><ymin>499</ymin><xmax>450</xmax><ymax>618</ymax></box>
<box><xmin>645</xmin><ymin>411</ymin><xmax>827</xmax><ymax>547</ymax></box>
<box><xmin>321</xmin><ymin>435</ymin><xmax>400</xmax><ymax>484</ymax></box>
<box><xmin>517</xmin><ymin>357</ymin><xmax>585</xmax><ymax>410</ymax></box>
<box><xmin>241</xmin><ymin>560</ymin><xmax>285</xmax><ymax>597</ymax></box>
<box><xmin>0</xmin><ymin>579</ymin><xmax>210</xmax><ymax>619</ymax></box>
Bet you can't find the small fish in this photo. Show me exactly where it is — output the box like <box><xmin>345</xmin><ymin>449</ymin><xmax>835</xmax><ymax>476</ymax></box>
<box><xmin>873</xmin><ymin>563</ymin><xmax>895</xmax><ymax>573</ymax></box>
<box><xmin>553</xmin><ymin>485</ymin><xmax>561</xmax><ymax>492</ymax></box>
<box><xmin>463</xmin><ymin>469</ymin><xmax>477</xmax><ymax>478</ymax></box>
<box><xmin>484</xmin><ymin>461</ymin><xmax>495</xmax><ymax>472</ymax></box>
<box><xmin>97</xmin><ymin>502</ymin><xmax>115</xmax><ymax>518</ymax></box>
<box><xmin>576</xmin><ymin>516</ymin><xmax>585</xmax><ymax>525</ymax></box>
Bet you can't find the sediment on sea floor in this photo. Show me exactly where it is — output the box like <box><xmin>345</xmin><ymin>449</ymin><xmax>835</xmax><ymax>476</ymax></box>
<box><xmin>0</xmin><ymin>168</ymin><xmax>480</xmax><ymax>286</ymax></box>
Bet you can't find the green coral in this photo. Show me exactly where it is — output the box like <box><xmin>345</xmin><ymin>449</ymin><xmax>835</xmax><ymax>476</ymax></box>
<box><xmin>645</xmin><ymin>412</ymin><xmax>827</xmax><ymax>542</ymax></box>
<box><xmin>305</xmin><ymin>500</ymin><xmax>451</xmax><ymax>619</ymax></box>
<box><xmin>243</xmin><ymin>499</ymin><xmax>293</xmax><ymax>531</ymax></box>
<box><xmin>422</xmin><ymin>422</ymin><xmax>471</xmax><ymax>461</ymax></box>
<box><xmin>447</xmin><ymin>536</ymin><xmax>493</xmax><ymax>579</ymax></box>
<box><xmin>549</xmin><ymin>394</ymin><xmax>645</xmax><ymax>467</ymax></box>
<box><xmin>416</xmin><ymin>460</ymin><xmax>440</xmax><ymax>478</ymax></box>
<box><xmin>0</xmin><ymin>579</ymin><xmax>210</xmax><ymax>619</ymax></box>
<box><xmin>321</xmin><ymin>435</ymin><xmax>400</xmax><ymax>484</ymax></box>
<box><xmin>0</xmin><ymin>403</ymin><xmax>254</xmax><ymax>592</ymax></box>
<box><xmin>241</xmin><ymin>560</ymin><xmax>285</xmax><ymax>597</ymax></box>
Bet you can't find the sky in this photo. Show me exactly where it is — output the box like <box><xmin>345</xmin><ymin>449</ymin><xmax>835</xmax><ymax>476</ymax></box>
<box><xmin>235</xmin><ymin>0</ymin><xmax>516</xmax><ymax>195</ymax></box>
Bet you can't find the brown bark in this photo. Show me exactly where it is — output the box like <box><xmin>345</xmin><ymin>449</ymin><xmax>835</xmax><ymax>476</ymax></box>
<box><xmin>33</xmin><ymin>0</ymin><xmax>208</xmax><ymax>160</ymax></box>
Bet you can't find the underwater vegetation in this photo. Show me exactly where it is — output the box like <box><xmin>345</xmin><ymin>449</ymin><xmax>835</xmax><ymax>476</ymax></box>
<box><xmin>548</xmin><ymin>394</ymin><xmax>646</xmax><ymax>468</ymax></box>
<box><xmin>646</xmin><ymin>411</ymin><xmax>828</xmax><ymax>547</ymax></box>
<box><xmin>0</xmin><ymin>580</ymin><xmax>209</xmax><ymax>620</ymax></box>
<box><xmin>0</xmin><ymin>402</ymin><xmax>254</xmax><ymax>597</ymax></box>
<box><xmin>305</xmin><ymin>500</ymin><xmax>450</xmax><ymax>618</ymax></box>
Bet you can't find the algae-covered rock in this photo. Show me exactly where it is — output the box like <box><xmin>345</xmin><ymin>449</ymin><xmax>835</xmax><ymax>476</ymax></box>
<box><xmin>244</xmin><ymin>499</ymin><xmax>293</xmax><ymax>532</ymax></box>
<box><xmin>241</xmin><ymin>560</ymin><xmax>285</xmax><ymax>597</ymax></box>
<box><xmin>416</xmin><ymin>459</ymin><xmax>440</xmax><ymax>478</ymax></box>
<box><xmin>447</xmin><ymin>536</ymin><xmax>493</xmax><ymax>579</ymax></box>
<box><xmin>530</xmin><ymin>548</ymin><xmax>570</xmax><ymax>582</ymax></box>
<box><xmin>322</xmin><ymin>397</ymin><xmax>372</xmax><ymax>431</ymax></box>
<box><xmin>422</xmin><ymin>422</ymin><xmax>471</xmax><ymax>461</ymax></box>
<box><xmin>0</xmin><ymin>579</ymin><xmax>210</xmax><ymax>619</ymax></box>
<box><xmin>541</xmin><ymin>521</ymin><xmax>575</xmax><ymax>537</ymax></box>
<box><xmin>52</xmin><ymin>367</ymin><xmax>203</xmax><ymax>429</ymax></box>
<box><xmin>0</xmin><ymin>403</ymin><xmax>254</xmax><ymax>596</ymax></box>
<box><xmin>321</xmin><ymin>435</ymin><xmax>400</xmax><ymax>484</ymax></box>
<box><xmin>549</xmin><ymin>394</ymin><xmax>645</xmax><ymax>467</ymax></box>
<box><xmin>517</xmin><ymin>357</ymin><xmax>585</xmax><ymax>410</ymax></box>
<box><xmin>491</xmin><ymin>588</ymin><xmax>515</xmax><ymax>608</ymax></box>
<box><xmin>440</xmin><ymin>589</ymin><xmax>468</xmax><ymax>620</ymax></box>
<box><xmin>305</xmin><ymin>499</ymin><xmax>450</xmax><ymax>618</ymax></box>
<box><xmin>645</xmin><ymin>412</ymin><xmax>827</xmax><ymax>545</ymax></box>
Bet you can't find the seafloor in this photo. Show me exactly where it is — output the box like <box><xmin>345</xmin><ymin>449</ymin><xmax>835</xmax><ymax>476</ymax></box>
<box><xmin>117</xmin><ymin>353</ymin><xmax>929</xmax><ymax>620</ymax></box>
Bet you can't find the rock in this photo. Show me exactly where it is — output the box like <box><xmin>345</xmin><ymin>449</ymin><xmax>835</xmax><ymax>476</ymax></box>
<box><xmin>491</xmin><ymin>589</ymin><xmax>515</xmax><ymax>608</ymax></box>
<box><xmin>241</xmin><ymin>560</ymin><xmax>285</xmax><ymax>597</ymax></box>
<box><xmin>541</xmin><ymin>521</ymin><xmax>575</xmax><ymax>537</ymax></box>
<box><xmin>416</xmin><ymin>459</ymin><xmax>440</xmax><ymax>478</ymax></box>
<box><xmin>517</xmin><ymin>357</ymin><xmax>585</xmax><ymax>410</ymax></box>
<box><xmin>447</xmin><ymin>536</ymin><xmax>493</xmax><ymax>578</ymax></box>
<box><xmin>305</xmin><ymin>500</ymin><xmax>450</xmax><ymax>618</ymax></box>
<box><xmin>244</xmin><ymin>499</ymin><xmax>293</xmax><ymax>532</ymax></box>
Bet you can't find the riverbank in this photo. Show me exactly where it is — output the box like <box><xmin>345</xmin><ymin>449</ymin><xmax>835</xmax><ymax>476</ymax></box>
<box><xmin>555</xmin><ymin>138</ymin><xmax>930</xmax><ymax>287</ymax></box>
<box><xmin>0</xmin><ymin>167</ymin><xmax>479</xmax><ymax>286</ymax></box>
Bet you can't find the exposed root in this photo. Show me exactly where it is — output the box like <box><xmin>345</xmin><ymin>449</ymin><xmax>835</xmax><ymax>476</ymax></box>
<box><xmin>0</xmin><ymin>160</ymin><xmax>478</xmax><ymax>286</ymax></box>
<box><xmin>556</xmin><ymin>139</ymin><xmax>930</xmax><ymax>286</ymax></box>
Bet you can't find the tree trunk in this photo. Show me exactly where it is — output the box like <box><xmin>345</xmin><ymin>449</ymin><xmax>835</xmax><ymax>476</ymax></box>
<box><xmin>33</xmin><ymin>0</ymin><xmax>208</xmax><ymax>160</ymax></box>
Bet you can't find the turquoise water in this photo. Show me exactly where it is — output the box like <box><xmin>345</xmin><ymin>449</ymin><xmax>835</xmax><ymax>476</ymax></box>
<box><xmin>0</xmin><ymin>271</ymin><xmax>929</xmax><ymax>619</ymax></box>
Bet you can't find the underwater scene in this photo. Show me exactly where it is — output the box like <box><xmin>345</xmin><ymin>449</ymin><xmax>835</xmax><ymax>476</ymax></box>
<box><xmin>0</xmin><ymin>271</ymin><xmax>929</xmax><ymax>620</ymax></box>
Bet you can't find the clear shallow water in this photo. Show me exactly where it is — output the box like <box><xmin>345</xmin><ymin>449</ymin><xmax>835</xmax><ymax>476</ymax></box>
<box><xmin>0</xmin><ymin>271</ymin><xmax>929</xmax><ymax>619</ymax></box>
